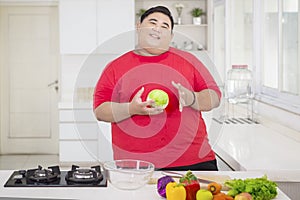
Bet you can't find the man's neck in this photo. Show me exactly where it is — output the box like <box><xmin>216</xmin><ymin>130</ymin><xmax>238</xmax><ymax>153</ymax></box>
<box><xmin>134</xmin><ymin>47</ymin><xmax>168</xmax><ymax>56</ymax></box>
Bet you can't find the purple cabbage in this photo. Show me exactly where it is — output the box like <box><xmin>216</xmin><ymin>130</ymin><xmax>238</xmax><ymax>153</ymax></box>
<box><xmin>157</xmin><ymin>175</ymin><xmax>175</xmax><ymax>198</ymax></box>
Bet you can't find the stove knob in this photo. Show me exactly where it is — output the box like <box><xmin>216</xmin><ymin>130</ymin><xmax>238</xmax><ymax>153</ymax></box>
<box><xmin>19</xmin><ymin>170</ymin><xmax>26</xmax><ymax>177</ymax></box>
<box><xmin>13</xmin><ymin>174</ymin><xmax>23</xmax><ymax>184</ymax></box>
<box><xmin>15</xmin><ymin>178</ymin><xmax>22</xmax><ymax>184</ymax></box>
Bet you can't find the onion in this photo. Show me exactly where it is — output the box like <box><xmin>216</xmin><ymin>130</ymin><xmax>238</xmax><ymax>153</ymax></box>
<box><xmin>157</xmin><ymin>175</ymin><xmax>175</xmax><ymax>198</ymax></box>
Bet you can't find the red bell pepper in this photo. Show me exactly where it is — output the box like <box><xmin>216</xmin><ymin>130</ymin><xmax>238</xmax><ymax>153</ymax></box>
<box><xmin>179</xmin><ymin>171</ymin><xmax>200</xmax><ymax>200</ymax></box>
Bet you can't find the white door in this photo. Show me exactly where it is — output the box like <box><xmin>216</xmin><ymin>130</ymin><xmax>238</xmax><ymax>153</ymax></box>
<box><xmin>0</xmin><ymin>6</ymin><xmax>59</xmax><ymax>154</ymax></box>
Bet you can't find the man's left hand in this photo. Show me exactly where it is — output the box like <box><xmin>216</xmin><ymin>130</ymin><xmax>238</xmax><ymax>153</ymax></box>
<box><xmin>171</xmin><ymin>81</ymin><xmax>195</xmax><ymax>112</ymax></box>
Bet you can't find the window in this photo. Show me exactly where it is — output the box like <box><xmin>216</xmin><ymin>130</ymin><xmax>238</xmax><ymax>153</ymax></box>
<box><xmin>259</xmin><ymin>0</ymin><xmax>300</xmax><ymax>113</ymax></box>
<box><xmin>262</xmin><ymin>1</ymin><xmax>279</xmax><ymax>89</ymax></box>
<box><xmin>230</xmin><ymin>0</ymin><xmax>253</xmax><ymax>68</ymax></box>
<box><xmin>215</xmin><ymin>0</ymin><xmax>300</xmax><ymax>114</ymax></box>
<box><xmin>282</xmin><ymin>0</ymin><xmax>299</xmax><ymax>94</ymax></box>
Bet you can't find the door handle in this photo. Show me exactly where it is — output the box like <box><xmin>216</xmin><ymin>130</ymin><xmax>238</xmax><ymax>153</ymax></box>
<box><xmin>48</xmin><ymin>80</ymin><xmax>58</xmax><ymax>87</ymax></box>
<box><xmin>48</xmin><ymin>80</ymin><xmax>59</xmax><ymax>93</ymax></box>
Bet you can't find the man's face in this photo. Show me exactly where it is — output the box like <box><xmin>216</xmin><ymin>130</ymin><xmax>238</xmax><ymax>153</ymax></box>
<box><xmin>137</xmin><ymin>12</ymin><xmax>173</xmax><ymax>55</ymax></box>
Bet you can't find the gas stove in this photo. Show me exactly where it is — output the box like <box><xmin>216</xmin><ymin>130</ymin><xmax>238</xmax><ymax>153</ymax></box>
<box><xmin>4</xmin><ymin>165</ymin><xmax>107</xmax><ymax>187</ymax></box>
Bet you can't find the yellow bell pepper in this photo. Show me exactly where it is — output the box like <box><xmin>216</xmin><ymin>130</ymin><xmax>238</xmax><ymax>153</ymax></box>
<box><xmin>166</xmin><ymin>182</ymin><xmax>186</xmax><ymax>200</ymax></box>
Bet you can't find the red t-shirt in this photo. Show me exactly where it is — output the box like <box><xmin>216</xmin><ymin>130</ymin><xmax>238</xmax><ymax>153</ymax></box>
<box><xmin>94</xmin><ymin>47</ymin><xmax>221</xmax><ymax>168</ymax></box>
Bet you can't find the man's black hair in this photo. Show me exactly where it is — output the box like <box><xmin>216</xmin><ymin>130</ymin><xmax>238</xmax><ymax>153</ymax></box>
<box><xmin>140</xmin><ymin>6</ymin><xmax>174</xmax><ymax>30</ymax></box>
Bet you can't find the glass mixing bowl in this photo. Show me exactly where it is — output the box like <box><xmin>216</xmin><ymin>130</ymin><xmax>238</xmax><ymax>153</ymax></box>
<box><xmin>103</xmin><ymin>159</ymin><xmax>155</xmax><ymax>190</ymax></box>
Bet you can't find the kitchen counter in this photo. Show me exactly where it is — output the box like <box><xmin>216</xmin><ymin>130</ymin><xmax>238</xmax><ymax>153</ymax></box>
<box><xmin>214</xmin><ymin>123</ymin><xmax>300</xmax><ymax>171</ymax></box>
<box><xmin>211</xmin><ymin>121</ymin><xmax>300</xmax><ymax>199</ymax></box>
<box><xmin>0</xmin><ymin>170</ymin><xmax>291</xmax><ymax>200</ymax></box>
<box><xmin>213</xmin><ymin>123</ymin><xmax>300</xmax><ymax>180</ymax></box>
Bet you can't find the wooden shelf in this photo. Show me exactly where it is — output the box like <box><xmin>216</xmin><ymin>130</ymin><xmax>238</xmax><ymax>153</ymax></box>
<box><xmin>174</xmin><ymin>24</ymin><xmax>208</xmax><ymax>27</ymax></box>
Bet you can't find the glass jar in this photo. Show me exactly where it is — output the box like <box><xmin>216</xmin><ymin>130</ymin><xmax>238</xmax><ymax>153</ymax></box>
<box><xmin>226</xmin><ymin>65</ymin><xmax>253</xmax><ymax>104</ymax></box>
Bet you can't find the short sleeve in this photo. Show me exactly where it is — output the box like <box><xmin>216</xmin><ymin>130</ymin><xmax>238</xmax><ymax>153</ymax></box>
<box><xmin>187</xmin><ymin>53</ymin><xmax>222</xmax><ymax>99</ymax></box>
<box><xmin>93</xmin><ymin>64</ymin><xmax>116</xmax><ymax>110</ymax></box>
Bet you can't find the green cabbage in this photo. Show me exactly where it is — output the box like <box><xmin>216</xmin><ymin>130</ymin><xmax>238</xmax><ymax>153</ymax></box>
<box><xmin>147</xmin><ymin>89</ymin><xmax>169</xmax><ymax>108</ymax></box>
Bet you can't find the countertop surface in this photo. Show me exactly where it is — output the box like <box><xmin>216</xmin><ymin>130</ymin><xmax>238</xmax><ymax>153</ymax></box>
<box><xmin>211</xmin><ymin>122</ymin><xmax>300</xmax><ymax>181</ymax></box>
<box><xmin>0</xmin><ymin>170</ymin><xmax>291</xmax><ymax>200</ymax></box>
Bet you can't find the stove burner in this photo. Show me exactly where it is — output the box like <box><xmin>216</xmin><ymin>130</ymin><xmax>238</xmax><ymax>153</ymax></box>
<box><xmin>27</xmin><ymin>165</ymin><xmax>61</xmax><ymax>183</ymax></box>
<box><xmin>65</xmin><ymin>165</ymin><xmax>103</xmax><ymax>184</ymax></box>
<box><xmin>4</xmin><ymin>164</ymin><xmax>107</xmax><ymax>187</ymax></box>
<box><xmin>74</xmin><ymin>169</ymin><xmax>94</xmax><ymax>179</ymax></box>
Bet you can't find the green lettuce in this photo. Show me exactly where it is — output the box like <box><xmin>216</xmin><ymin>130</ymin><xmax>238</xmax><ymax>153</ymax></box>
<box><xmin>225</xmin><ymin>175</ymin><xmax>277</xmax><ymax>200</ymax></box>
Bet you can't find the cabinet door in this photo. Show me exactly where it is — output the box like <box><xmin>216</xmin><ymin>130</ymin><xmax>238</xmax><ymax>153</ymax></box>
<box><xmin>59</xmin><ymin>123</ymin><xmax>99</xmax><ymax>140</ymax></box>
<box><xmin>96</xmin><ymin>0</ymin><xmax>135</xmax><ymax>54</ymax></box>
<box><xmin>59</xmin><ymin>109</ymin><xmax>96</xmax><ymax>122</ymax></box>
<box><xmin>59</xmin><ymin>0</ymin><xmax>97</xmax><ymax>54</ymax></box>
<box><xmin>60</xmin><ymin>141</ymin><xmax>98</xmax><ymax>162</ymax></box>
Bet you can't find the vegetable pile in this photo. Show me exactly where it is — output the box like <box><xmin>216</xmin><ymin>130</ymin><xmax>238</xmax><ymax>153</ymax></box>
<box><xmin>157</xmin><ymin>171</ymin><xmax>232</xmax><ymax>200</ymax></box>
<box><xmin>157</xmin><ymin>172</ymin><xmax>277</xmax><ymax>200</ymax></box>
<box><xmin>225</xmin><ymin>175</ymin><xmax>277</xmax><ymax>200</ymax></box>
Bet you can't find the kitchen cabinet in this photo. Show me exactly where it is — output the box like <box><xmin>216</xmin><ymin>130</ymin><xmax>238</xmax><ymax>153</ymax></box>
<box><xmin>59</xmin><ymin>0</ymin><xmax>97</xmax><ymax>54</ymax></box>
<box><xmin>96</xmin><ymin>0</ymin><xmax>135</xmax><ymax>52</ymax></box>
<box><xmin>59</xmin><ymin>102</ymin><xmax>113</xmax><ymax>164</ymax></box>
<box><xmin>59</xmin><ymin>54</ymin><xmax>118</xmax><ymax>163</ymax></box>
<box><xmin>59</xmin><ymin>103</ymin><xmax>99</xmax><ymax>163</ymax></box>
<box><xmin>59</xmin><ymin>0</ymin><xmax>134</xmax><ymax>162</ymax></box>
<box><xmin>59</xmin><ymin>0</ymin><xmax>135</xmax><ymax>54</ymax></box>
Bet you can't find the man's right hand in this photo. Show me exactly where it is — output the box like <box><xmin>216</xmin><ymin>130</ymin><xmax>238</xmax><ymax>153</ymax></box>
<box><xmin>94</xmin><ymin>87</ymin><xmax>164</xmax><ymax>123</ymax></box>
<box><xmin>129</xmin><ymin>87</ymin><xmax>164</xmax><ymax>116</ymax></box>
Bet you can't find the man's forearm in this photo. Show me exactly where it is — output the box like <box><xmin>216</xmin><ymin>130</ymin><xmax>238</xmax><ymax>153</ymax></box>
<box><xmin>94</xmin><ymin>102</ymin><xmax>132</xmax><ymax>123</ymax></box>
<box><xmin>192</xmin><ymin>89</ymin><xmax>220</xmax><ymax>111</ymax></box>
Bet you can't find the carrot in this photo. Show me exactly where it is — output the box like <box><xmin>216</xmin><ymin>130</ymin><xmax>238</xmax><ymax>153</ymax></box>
<box><xmin>213</xmin><ymin>192</ymin><xmax>234</xmax><ymax>200</ymax></box>
<box><xmin>207</xmin><ymin>182</ymin><xmax>222</xmax><ymax>195</ymax></box>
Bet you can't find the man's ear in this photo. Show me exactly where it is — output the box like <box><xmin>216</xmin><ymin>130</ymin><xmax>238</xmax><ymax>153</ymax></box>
<box><xmin>136</xmin><ymin>22</ymin><xmax>141</xmax><ymax>30</ymax></box>
<box><xmin>170</xmin><ymin>31</ymin><xmax>174</xmax><ymax>40</ymax></box>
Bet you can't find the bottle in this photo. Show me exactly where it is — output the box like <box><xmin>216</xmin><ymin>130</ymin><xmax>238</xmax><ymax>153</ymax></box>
<box><xmin>226</xmin><ymin>65</ymin><xmax>253</xmax><ymax>104</ymax></box>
